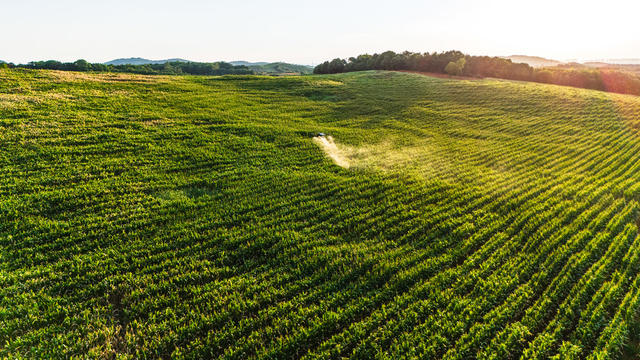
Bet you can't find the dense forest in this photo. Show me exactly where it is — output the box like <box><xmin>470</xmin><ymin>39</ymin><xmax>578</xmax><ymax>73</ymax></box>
<box><xmin>314</xmin><ymin>50</ymin><xmax>640</xmax><ymax>96</ymax></box>
<box><xmin>0</xmin><ymin>59</ymin><xmax>254</xmax><ymax>75</ymax></box>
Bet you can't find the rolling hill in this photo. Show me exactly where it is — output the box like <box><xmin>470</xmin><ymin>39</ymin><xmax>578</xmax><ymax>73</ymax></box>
<box><xmin>104</xmin><ymin>57</ymin><xmax>191</xmax><ymax>65</ymax></box>
<box><xmin>249</xmin><ymin>62</ymin><xmax>313</xmax><ymax>75</ymax></box>
<box><xmin>1</xmin><ymin>69</ymin><xmax>640</xmax><ymax>359</ymax></box>
<box><xmin>232</xmin><ymin>60</ymin><xmax>313</xmax><ymax>74</ymax></box>
<box><xmin>503</xmin><ymin>55</ymin><xmax>563</xmax><ymax>67</ymax></box>
<box><xmin>589</xmin><ymin>59</ymin><xmax>640</xmax><ymax>65</ymax></box>
<box><xmin>230</xmin><ymin>60</ymin><xmax>270</xmax><ymax>66</ymax></box>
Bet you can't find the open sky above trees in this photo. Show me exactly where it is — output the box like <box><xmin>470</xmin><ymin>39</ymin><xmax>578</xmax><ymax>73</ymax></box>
<box><xmin>1</xmin><ymin>0</ymin><xmax>639</xmax><ymax>65</ymax></box>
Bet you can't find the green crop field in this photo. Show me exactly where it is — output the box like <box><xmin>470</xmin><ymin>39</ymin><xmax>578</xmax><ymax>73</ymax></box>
<box><xmin>2</xmin><ymin>69</ymin><xmax>640</xmax><ymax>359</ymax></box>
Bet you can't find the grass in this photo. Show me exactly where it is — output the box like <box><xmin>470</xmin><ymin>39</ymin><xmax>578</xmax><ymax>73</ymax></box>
<box><xmin>1</xmin><ymin>68</ymin><xmax>640</xmax><ymax>359</ymax></box>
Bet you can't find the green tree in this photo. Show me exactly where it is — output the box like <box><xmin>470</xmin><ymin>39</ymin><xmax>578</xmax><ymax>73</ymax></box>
<box><xmin>445</xmin><ymin>62</ymin><xmax>458</xmax><ymax>75</ymax></box>
<box><xmin>74</xmin><ymin>59</ymin><xmax>91</xmax><ymax>71</ymax></box>
<box><xmin>445</xmin><ymin>58</ymin><xmax>466</xmax><ymax>76</ymax></box>
<box><xmin>327</xmin><ymin>58</ymin><xmax>346</xmax><ymax>73</ymax></box>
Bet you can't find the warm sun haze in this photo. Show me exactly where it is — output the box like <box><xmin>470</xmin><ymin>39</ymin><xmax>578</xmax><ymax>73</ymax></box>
<box><xmin>1</xmin><ymin>0</ymin><xmax>639</xmax><ymax>64</ymax></box>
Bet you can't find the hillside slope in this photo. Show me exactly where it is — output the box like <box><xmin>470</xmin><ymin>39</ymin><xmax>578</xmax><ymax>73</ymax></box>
<box><xmin>1</xmin><ymin>70</ymin><xmax>640</xmax><ymax>359</ymax></box>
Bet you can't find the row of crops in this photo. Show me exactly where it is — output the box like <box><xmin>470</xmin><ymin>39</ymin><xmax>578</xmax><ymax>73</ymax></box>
<box><xmin>1</xmin><ymin>69</ymin><xmax>640</xmax><ymax>358</ymax></box>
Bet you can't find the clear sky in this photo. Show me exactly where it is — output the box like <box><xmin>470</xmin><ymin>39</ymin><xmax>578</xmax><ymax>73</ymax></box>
<box><xmin>2</xmin><ymin>0</ymin><xmax>638</xmax><ymax>65</ymax></box>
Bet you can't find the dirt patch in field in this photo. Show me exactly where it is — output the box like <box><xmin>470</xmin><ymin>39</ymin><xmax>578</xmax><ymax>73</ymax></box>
<box><xmin>312</xmin><ymin>80</ymin><xmax>344</xmax><ymax>86</ymax></box>
<box><xmin>0</xmin><ymin>94</ymin><xmax>29</xmax><ymax>109</ymax></box>
<box><xmin>45</xmin><ymin>70</ymin><xmax>171</xmax><ymax>84</ymax></box>
<box><xmin>142</xmin><ymin>118</ymin><xmax>174</xmax><ymax>127</ymax></box>
<box><xmin>0</xmin><ymin>92</ymin><xmax>76</xmax><ymax>110</ymax></box>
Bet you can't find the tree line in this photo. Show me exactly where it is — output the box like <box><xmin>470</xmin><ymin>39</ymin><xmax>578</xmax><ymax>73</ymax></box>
<box><xmin>0</xmin><ymin>60</ymin><xmax>254</xmax><ymax>76</ymax></box>
<box><xmin>314</xmin><ymin>51</ymin><xmax>640</xmax><ymax>96</ymax></box>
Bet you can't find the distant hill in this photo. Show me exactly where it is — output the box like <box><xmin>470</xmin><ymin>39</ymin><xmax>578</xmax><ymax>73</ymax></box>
<box><xmin>249</xmin><ymin>62</ymin><xmax>313</xmax><ymax>75</ymax></box>
<box><xmin>104</xmin><ymin>57</ymin><xmax>191</xmax><ymax>66</ymax></box>
<box><xmin>230</xmin><ymin>61</ymin><xmax>270</xmax><ymax>66</ymax></box>
<box><xmin>103</xmin><ymin>58</ymin><xmax>310</xmax><ymax>74</ymax></box>
<box><xmin>569</xmin><ymin>62</ymin><xmax>640</xmax><ymax>76</ymax></box>
<box><xmin>231</xmin><ymin>61</ymin><xmax>312</xmax><ymax>74</ymax></box>
<box><xmin>585</xmin><ymin>59</ymin><xmax>640</xmax><ymax>65</ymax></box>
<box><xmin>500</xmin><ymin>56</ymin><xmax>640</xmax><ymax>68</ymax></box>
<box><xmin>583</xmin><ymin>62</ymin><xmax>612</xmax><ymax>68</ymax></box>
<box><xmin>502</xmin><ymin>55</ymin><xmax>563</xmax><ymax>68</ymax></box>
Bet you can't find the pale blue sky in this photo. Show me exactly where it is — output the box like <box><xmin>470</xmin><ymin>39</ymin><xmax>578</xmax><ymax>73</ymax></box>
<box><xmin>2</xmin><ymin>0</ymin><xmax>638</xmax><ymax>65</ymax></box>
